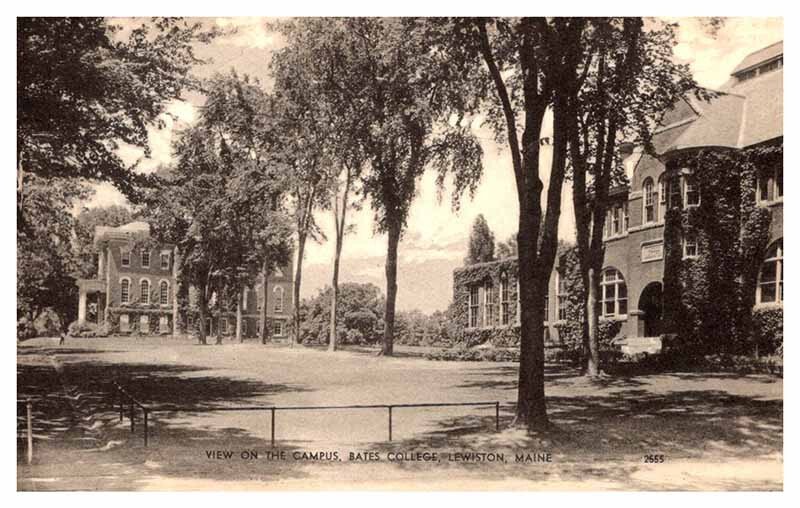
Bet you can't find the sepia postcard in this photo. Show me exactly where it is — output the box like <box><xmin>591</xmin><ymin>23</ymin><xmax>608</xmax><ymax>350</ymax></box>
<box><xmin>15</xmin><ymin>14</ymin><xmax>784</xmax><ymax>492</ymax></box>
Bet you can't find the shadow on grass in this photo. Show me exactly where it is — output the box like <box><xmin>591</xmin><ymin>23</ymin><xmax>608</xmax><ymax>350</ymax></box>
<box><xmin>362</xmin><ymin>387</ymin><xmax>782</xmax><ymax>485</ymax></box>
<box><xmin>17</xmin><ymin>353</ymin><xmax>314</xmax><ymax>490</ymax></box>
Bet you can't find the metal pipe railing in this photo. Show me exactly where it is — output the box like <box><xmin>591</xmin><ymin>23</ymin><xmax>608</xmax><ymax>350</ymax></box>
<box><xmin>112</xmin><ymin>381</ymin><xmax>150</xmax><ymax>447</ymax></box>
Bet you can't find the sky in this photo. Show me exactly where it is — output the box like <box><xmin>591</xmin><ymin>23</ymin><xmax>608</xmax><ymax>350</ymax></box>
<box><xmin>85</xmin><ymin>16</ymin><xmax>784</xmax><ymax>313</ymax></box>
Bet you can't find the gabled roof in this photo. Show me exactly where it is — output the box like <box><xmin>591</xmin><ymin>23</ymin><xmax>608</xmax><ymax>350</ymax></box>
<box><xmin>731</xmin><ymin>41</ymin><xmax>783</xmax><ymax>76</ymax></box>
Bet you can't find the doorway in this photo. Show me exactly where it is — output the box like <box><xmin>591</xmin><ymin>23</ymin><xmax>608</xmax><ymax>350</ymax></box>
<box><xmin>639</xmin><ymin>282</ymin><xmax>663</xmax><ymax>337</ymax></box>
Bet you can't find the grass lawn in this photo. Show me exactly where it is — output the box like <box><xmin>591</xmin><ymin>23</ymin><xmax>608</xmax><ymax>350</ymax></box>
<box><xmin>17</xmin><ymin>336</ymin><xmax>783</xmax><ymax>491</ymax></box>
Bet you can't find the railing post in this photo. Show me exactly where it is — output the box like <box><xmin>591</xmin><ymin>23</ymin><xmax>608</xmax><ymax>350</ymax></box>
<box><xmin>495</xmin><ymin>402</ymin><xmax>500</xmax><ymax>432</ymax></box>
<box><xmin>143</xmin><ymin>409</ymin><xmax>148</xmax><ymax>447</ymax></box>
<box><xmin>270</xmin><ymin>408</ymin><xmax>276</xmax><ymax>448</ymax></box>
<box><xmin>118</xmin><ymin>388</ymin><xmax>123</xmax><ymax>422</ymax></box>
<box><xmin>130</xmin><ymin>401</ymin><xmax>135</xmax><ymax>433</ymax></box>
<box><xmin>26</xmin><ymin>399</ymin><xmax>33</xmax><ymax>465</ymax></box>
<box><xmin>388</xmin><ymin>406</ymin><xmax>393</xmax><ymax>442</ymax></box>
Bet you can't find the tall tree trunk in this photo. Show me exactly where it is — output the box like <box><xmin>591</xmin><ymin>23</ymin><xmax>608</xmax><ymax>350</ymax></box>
<box><xmin>235</xmin><ymin>288</ymin><xmax>243</xmax><ymax>343</ymax></box>
<box><xmin>382</xmin><ymin>221</ymin><xmax>401</xmax><ymax>357</ymax></box>
<box><xmin>515</xmin><ymin>215</ymin><xmax>549</xmax><ymax>429</ymax></box>
<box><xmin>260</xmin><ymin>258</ymin><xmax>269</xmax><ymax>344</ymax></box>
<box><xmin>585</xmin><ymin>267</ymin><xmax>601</xmax><ymax>376</ymax></box>
<box><xmin>215</xmin><ymin>308</ymin><xmax>223</xmax><ymax>345</ymax></box>
<box><xmin>197</xmin><ymin>290</ymin><xmax>208</xmax><ymax>345</ymax></box>
<box><xmin>172</xmin><ymin>248</ymin><xmax>181</xmax><ymax>336</ymax></box>
<box><xmin>329</xmin><ymin>167</ymin><xmax>352</xmax><ymax>352</ymax></box>
<box><xmin>293</xmin><ymin>231</ymin><xmax>307</xmax><ymax>347</ymax></box>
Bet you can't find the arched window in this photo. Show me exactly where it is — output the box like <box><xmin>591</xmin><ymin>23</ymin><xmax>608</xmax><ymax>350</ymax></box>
<box><xmin>120</xmin><ymin>278</ymin><xmax>131</xmax><ymax>304</ymax></box>
<box><xmin>601</xmin><ymin>268</ymin><xmax>628</xmax><ymax>318</ymax></box>
<box><xmin>273</xmin><ymin>286</ymin><xmax>284</xmax><ymax>313</ymax></box>
<box><xmin>643</xmin><ymin>178</ymin><xmax>655</xmax><ymax>224</ymax></box>
<box><xmin>758</xmin><ymin>239</ymin><xmax>783</xmax><ymax>305</ymax></box>
<box><xmin>140</xmin><ymin>279</ymin><xmax>150</xmax><ymax>304</ymax></box>
<box><xmin>159</xmin><ymin>281</ymin><xmax>169</xmax><ymax>305</ymax></box>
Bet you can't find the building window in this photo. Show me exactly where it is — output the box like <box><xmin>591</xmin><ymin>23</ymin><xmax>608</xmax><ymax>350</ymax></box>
<box><xmin>140</xmin><ymin>279</ymin><xmax>150</xmax><ymax>304</ymax></box>
<box><xmin>544</xmin><ymin>292</ymin><xmax>549</xmax><ymax>323</ymax></box>
<box><xmin>684</xmin><ymin>175</ymin><xmax>700</xmax><ymax>207</ymax></box>
<box><xmin>160</xmin><ymin>281</ymin><xmax>169</xmax><ymax>305</ymax></box>
<box><xmin>601</xmin><ymin>268</ymin><xmax>627</xmax><ymax>318</ymax></box>
<box><xmin>121</xmin><ymin>249</ymin><xmax>131</xmax><ymax>267</ymax></box>
<box><xmin>243</xmin><ymin>288</ymin><xmax>249</xmax><ymax>310</ymax></box>
<box><xmin>119</xmin><ymin>314</ymin><xmax>130</xmax><ymax>332</ymax></box>
<box><xmin>273</xmin><ymin>320</ymin><xmax>284</xmax><ymax>337</ymax></box>
<box><xmin>120</xmin><ymin>278</ymin><xmax>131</xmax><ymax>304</ymax></box>
<box><xmin>159</xmin><ymin>315</ymin><xmax>169</xmax><ymax>333</ymax></box>
<box><xmin>623</xmin><ymin>202</ymin><xmax>629</xmax><ymax>232</ymax></box>
<box><xmin>140</xmin><ymin>314</ymin><xmax>150</xmax><ymax>332</ymax></box>
<box><xmin>612</xmin><ymin>205</ymin><xmax>621</xmax><ymax>235</ymax></box>
<box><xmin>273</xmin><ymin>286</ymin><xmax>284</xmax><ymax>313</ymax></box>
<box><xmin>668</xmin><ymin>177</ymin><xmax>682</xmax><ymax>209</ymax></box>
<box><xmin>220</xmin><ymin>317</ymin><xmax>228</xmax><ymax>335</ymax></box>
<box><xmin>658</xmin><ymin>175</ymin><xmax>667</xmax><ymax>222</ymax></box>
<box><xmin>683</xmin><ymin>233</ymin><xmax>699</xmax><ymax>259</ymax></box>
<box><xmin>141</xmin><ymin>249</ymin><xmax>150</xmax><ymax>268</ymax></box>
<box><xmin>775</xmin><ymin>166</ymin><xmax>783</xmax><ymax>199</ymax></box>
<box><xmin>544</xmin><ymin>327</ymin><xmax>551</xmax><ymax>343</ymax></box>
<box><xmin>643</xmin><ymin>178</ymin><xmax>655</xmax><ymax>224</ymax></box>
<box><xmin>483</xmin><ymin>281</ymin><xmax>496</xmax><ymax>327</ymax></box>
<box><xmin>468</xmin><ymin>286</ymin><xmax>480</xmax><ymax>328</ymax></box>
<box><xmin>160</xmin><ymin>252</ymin><xmax>170</xmax><ymax>270</ymax></box>
<box><xmin>758</xmin><ymin>239</ymin><xmax>783</xmax><ymax>305</ymax></box>
<box><xmin>557</xmin><ymin>270</ymin><xmax>568</xmax><ymax>321</ymax></box>
<box><xmin>500</xmin><ymin>274</ymin><xmax>511</xmax><ymax>326</ymax></box>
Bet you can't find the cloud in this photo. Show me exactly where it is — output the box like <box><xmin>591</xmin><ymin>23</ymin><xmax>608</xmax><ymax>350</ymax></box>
<box><xmin>214</xmin><ymin>17</ymin><xmax>280</xmax><ymax>49</ymax></box>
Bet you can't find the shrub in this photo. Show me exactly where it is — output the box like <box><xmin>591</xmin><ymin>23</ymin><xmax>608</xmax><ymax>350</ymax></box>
<box><xmin>425</xmin><ymin>346</ymin><xmax>520</xmax><ymax>362</ymax></box>
<box><xmin>752</xmin><ymin>307</ymin><xmax>783</xmax><ymax>357</ymax></box>
<box><xmin>344</xmin><ymin>328</ymin><xmax>365</xmax><ymax>345</ymax></box>
<box><xmin>67</xmin><ymin>321</ymin><xmax>110</xmax><ymax>338</ymax></box>
<box><xmin>17</xmin><ymin>318</ymin><xmax>37</xmax><ymax>340</ymax></box>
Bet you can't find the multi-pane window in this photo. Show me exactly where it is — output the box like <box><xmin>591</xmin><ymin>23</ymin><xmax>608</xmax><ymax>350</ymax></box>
<box><xmin>273</xmin><ymin>320</ymin><xmax>284</xmax><ymax>337</ymax></box>
<box><xmin>658</xmin><ymin>175</ymin><xmax>667</xmax><ymax>222</ymax></box>
<box><xmin>683</xmin><ymin>233</ymin><xmax>699</xmax><ymax>258</ymax></box>
<box><xmin>120</xmin><ymin>278</ymin><xmax>130</xmax><ymax>304</ymax></box>
<box><xmin>623</xmin><ymin>202</ymin><xmax>630</xmax><ymax>231</ymax></box>
<box><xmin>468</xmin><ymin>286</ymin><xmax>480</xmax><ymax>328</ymax></box>
<box><xmin>643</xmin><ymin>178</ymin><xmax>655</xmax><ymax>223</ymax></box>
<box><xmin>140</xmin><ymin>314</ymin><xmax>150</xmax><ymax>332</ymax></box>
<box><xmin>483</xmin><ymin>281</ymin><xmax>496</xmax><ymax>327</ymax></box>
<box><xmin>612</xmin><ymin>206</ymin><xmax>621</xmax><ymax>235</ymax></box>
<box><xmin>684</xmin><ymin>175</ymin><xmax>700</xmax><ymax>206</ymax></box>
<box><xmin>274</xmin><ymin>287</ymin><xmax>284</xmax><ymax>313</ymax></box>
<box><xmin>544</xmin><ymin>292</ymin><xmax>549</xmax><ymax>323</ymax></box>
<box><xmin>160</xmin><ymin>281</ymin><xmax>169</xmax><ymax>305</ymax></box>
<box><xmin>141</xmin><ymin>249</ymin><xmax>150</xmax><ymax>268</ymax></box>
<box><xmin>758</xmin><ymin>239</ymin><xmax>783</xmax><ymax>305</ymax></box>
<box><xmin>601</xmin><ymin>269</ymin><xmax>627</xmax><ymax>318</ymax></box>
<box><xmin>121</xmin><ymin>249</ymin><xmax>131</xmax><ymax>267</ymax></box>
<box><xmin>500</xmin><ymin>275</ymin><xmax>511</xmax><ymax>326</ymax></box>
<box><xmin>160</xmin><ymin>252</ymin><xmax>170</xmax><ymax>270</ymax></box>
<box><xmin>557</xmin><ymin>270</ymin><xmax>568</xmax><ymax>321</ymax></box>
<box><xmin>140</xmin><ymin>279</ymin><xmax>150</xmax><ymax>304</ymax></box>
<box><xmin>668</xmin><ymin>177</ymin><xmax>682</xmax><ymax>209</ymax></box>
<box><xmin>220</xmin><ymin>318</ymin><xmax>228</xmax><ymax>335</ymax></box>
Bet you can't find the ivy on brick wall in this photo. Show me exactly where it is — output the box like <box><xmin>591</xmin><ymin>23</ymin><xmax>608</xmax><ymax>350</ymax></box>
<box><xmin>662</xmin><ymin>143</ymin><xmax>779</xmax><ymax>356</ymax></box>
<box><xmin>553</xmin><ymin>246</ymin><xmax>622</xmax><ymax>365</ymax></box>
<box><xmin>451</xmin><ymin>258</ymin><xmax>520</xmax><ymax>347</ymax></box>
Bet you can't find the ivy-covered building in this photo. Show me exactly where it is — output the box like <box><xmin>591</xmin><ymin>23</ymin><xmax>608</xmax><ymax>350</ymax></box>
<box><xmin>75</xmin><ymin>221</ymin><xmax>294</xmax><ymax>340</ymax></box>
<box><xmin>452</xmin><ymin>41</ymin><xmax>783</xmax><ymax>355</ymax></box>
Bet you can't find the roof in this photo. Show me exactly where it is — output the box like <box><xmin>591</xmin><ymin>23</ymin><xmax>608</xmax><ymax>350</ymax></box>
<box><xmin>731</xmin><ymin>41</ymin><xmax>783</xmax><ymax>76</ymax></box>
<box><xmin>646</xmin><ymin>41</ymin><xmax>782</xmax><ymax>157</ymax></box>
<box><xmin>93</xmin><ymin>221</ymin><xmax>151</xmax><ymax>247</ymax></box>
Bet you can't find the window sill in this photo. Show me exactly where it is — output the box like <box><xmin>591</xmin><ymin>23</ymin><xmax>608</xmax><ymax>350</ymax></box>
<box><xmin>682</xmin><ymin>255</ymin><xmax>700</xmax><ymax>261</ymax></box>
<box><xmin>754</xmin><ymin>301</ymin><xmax>783</xmax><ymax>311</ymax></box>
<box><xmin>600</xmin><ymin>315</ymin><xmax>628</xmax><ymax>322</ymax></box>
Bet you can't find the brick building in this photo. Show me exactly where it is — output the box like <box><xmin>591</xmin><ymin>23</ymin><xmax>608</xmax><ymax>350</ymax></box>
<box><xmin>75</xmin><ymin>221</ymin><xmax>293</xmax><ymax>340</ymax></box>
<box><xmin>452</xmin><ymin>41</ymin><xmax>783</xmax><ymax>352</ymax></box>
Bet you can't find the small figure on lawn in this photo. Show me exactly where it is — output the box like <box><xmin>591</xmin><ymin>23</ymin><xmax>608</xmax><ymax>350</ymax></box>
<box><xmin>58</xmin><ymin>330</ymin><xmax>67</xmax><ymax>345</ymax></box>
